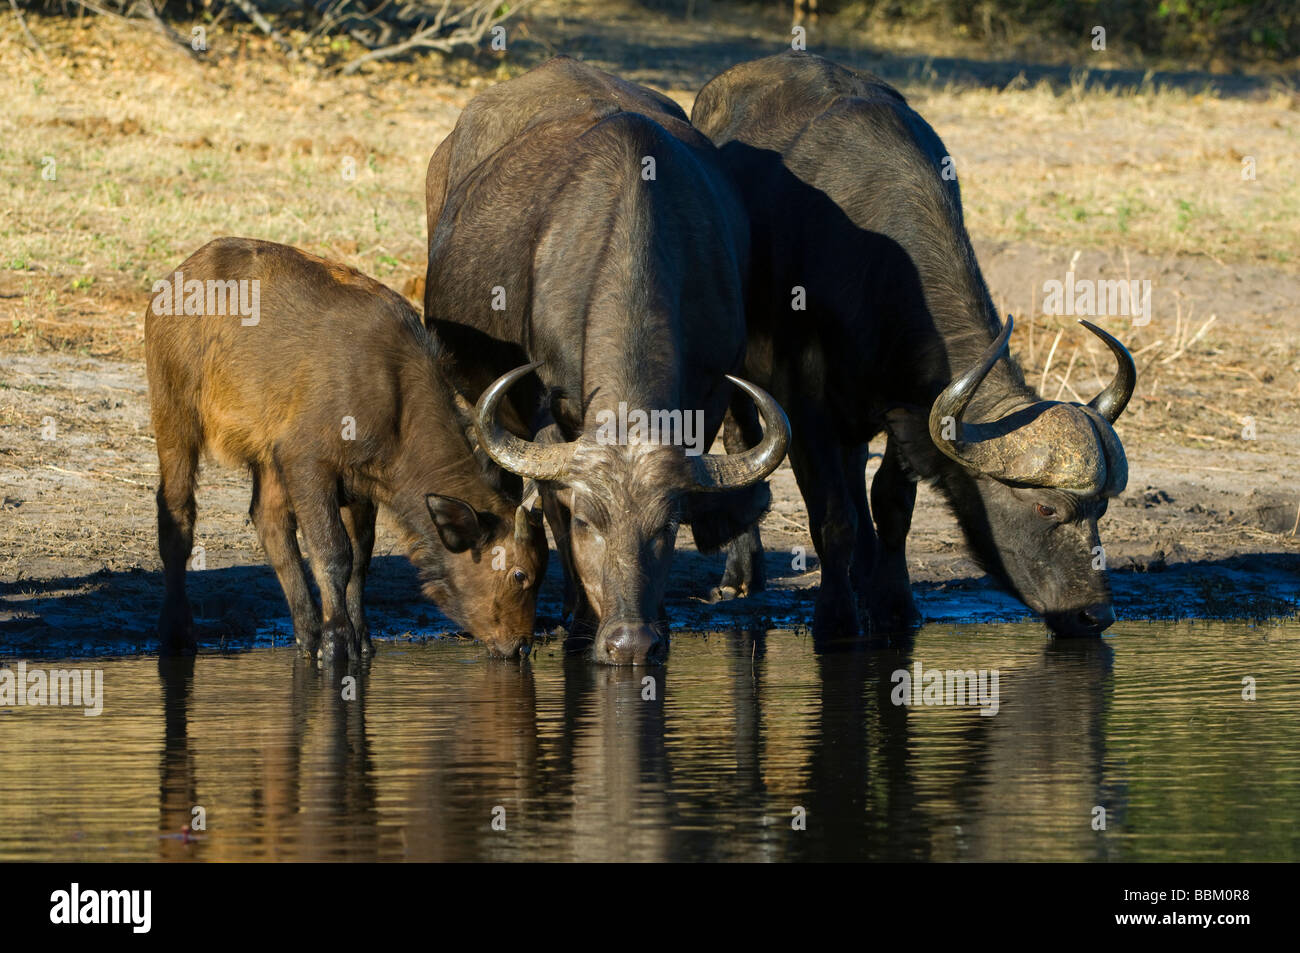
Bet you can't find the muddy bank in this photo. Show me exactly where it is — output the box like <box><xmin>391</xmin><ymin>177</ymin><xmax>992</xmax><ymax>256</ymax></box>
<box><xmin>3</xmin><ymin>550</ymin><xmax>1296</xmax><ymax>660</ymax></box>
<box><xmin>2</xmin><ymin>345</ymin><xmax>1296</xmax><ymax>659</ymax></box>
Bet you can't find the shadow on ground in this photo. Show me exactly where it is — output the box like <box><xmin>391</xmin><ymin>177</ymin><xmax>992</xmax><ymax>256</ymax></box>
<box><xmin>518</xmin><ymin>10</ymin><xmax>1294</xmax><ymax>99</ymax></box>
<box><xmin>2</xmin><ymin>547</ymin><xmax>1296</xmax><ymax>658</ymax></box>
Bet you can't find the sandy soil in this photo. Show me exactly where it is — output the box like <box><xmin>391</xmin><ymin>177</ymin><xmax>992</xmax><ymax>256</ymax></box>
<box><xmin>1</xmin><ymin>2</ymin><xmax>1298</xmax><ymax>656</ymax></box>
<box><xmin>3</xmin><ymin>274</ymin><xmax>1297</xmax><ymax>657</ymax></box>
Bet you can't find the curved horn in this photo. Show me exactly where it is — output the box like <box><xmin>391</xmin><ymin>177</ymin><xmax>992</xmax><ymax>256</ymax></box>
<box><xmin>690</xmin><ymin>375</ymin><xmax>791</xmax><ymax>491</ymax></box>
<box><xmin>929</xmin><ymin>316</ymin><xmax>1014</xmax><ymax>467</ymax></box>
<box><xmin>474</xmin><ymin>362</ymin><xmax>576</xmax><ymax>482</ymax></box>
<box><xmin>1079</xmin><ymin>319</ymin><xmax>1136</xmax><ymax>423</ymax></box>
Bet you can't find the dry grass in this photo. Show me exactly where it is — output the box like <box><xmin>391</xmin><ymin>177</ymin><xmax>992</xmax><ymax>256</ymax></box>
<box><xmin>911</xmin><ymin>78</ymin><xmax>1300</xmax><ymax>268</ymax></box>
<box><xmin>0</xmin><ymin>15</ymin><xmax>501</xmax><ymax>358</ymax></box>
<box><xmin>1009</xmin><ymin>309</ymin><xmax>1300</xmax><ymax>458</ymax></box>
<box><xmin>0</xmin><ymin>7</ymin><xmax>1297</xmax><ymax>367</ymax></box>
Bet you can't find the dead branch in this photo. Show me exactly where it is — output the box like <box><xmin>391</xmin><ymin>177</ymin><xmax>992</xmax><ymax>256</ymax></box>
<box><xmin>135</xmin><ymin>0</ymin><xmax>200</xmax><ymax>59</ymax></box>
<box><xmin>52</xmin><ymin>0</ymin><xmax>533</xmax><ymax>73</ymax></box>
<box><xmin>339</xmin><ymin>0</ymin><xmax>534</xmax><ymax>75</ymax></box>
<box><xmin>226</xmin><ymin>0</ymin><xmax>296</xmax><ymax>56</ymax></box>
<box><xmin>68</xmin><ymin>0</ymin><xmax>132</xmax><ymax>21</ymax></box>
<box><xmin>9</xmin><ymin>0</ymin><xmax>49</xmax><ymax>58</ymax></box>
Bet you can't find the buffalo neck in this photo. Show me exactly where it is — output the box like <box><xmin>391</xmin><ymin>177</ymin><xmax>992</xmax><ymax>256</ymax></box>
<box><xmin>574</xmin><ymin>273</ymin><xmax>688</xmax><ymax>434</ymax></box>
<box><xmin>380</xmin><ymin>351</ymin><xmax>503</xmax><ymax>537</ymax></box>
<box><xmin>888</xmin><ymin>214</ymin><xmax>1037</xmax><ymax>421</ymax></box>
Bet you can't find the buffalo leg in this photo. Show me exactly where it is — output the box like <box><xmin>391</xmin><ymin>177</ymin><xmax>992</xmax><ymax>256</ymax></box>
<box><xmin>540</xmin><ymin>486</ymin><xmax>597</xmax><ymax>649</ymax></box>
<box><xmin>282</xmin><ymin>467</ymin><xmax>357</xmax><ymax>662</ymax></box>
<box><xmin>155</xmin><ymin>438</ymin><xmax>199</xmax><ymax>655</ymax></box>
<box><xmin>842</xmin><ymin>442</ymin><xmax>879</xmax><ymax>631</ymax></box>
<box><xmin>341</xmin><ymin>497</ymin><xmax>377</xmax><ymax>657</ymax></box>
<box><xmin>250</xmin><ymin>464</ymin><xmax>321</xmax><ymax>655</ymax></box>
<box><xmin>868</xmin><ymin>435</ymin><xmax>920</xmax><ymax>631</ymax></box>
<box><xmin>786</xmin><ymin>407</ymin><xmax>860</xmax><ymax>639</ymax></box>
<box><xmin>711</xmin><ymin>402</ymin><xmax>767</xmax><ymax>601</ymax></box>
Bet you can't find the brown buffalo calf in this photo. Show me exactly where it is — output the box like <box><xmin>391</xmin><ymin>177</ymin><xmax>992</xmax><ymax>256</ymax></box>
<box><xmin>145</xmin><ymin>238</ymin><xmax>547</xmax><ymax>661</ymax></box>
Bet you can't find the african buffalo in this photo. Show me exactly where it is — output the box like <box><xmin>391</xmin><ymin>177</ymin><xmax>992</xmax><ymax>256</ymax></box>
<box><xmin>422</xmin><ymin>57</ymin><xmax>790</xmax><ymax>664</ymax></box>
<box><xmin>692</xmin><ymin>52</ymin><xmax>1135</xmax><ymax>638</ymax></box>
<box><xmin>146</xmin><ymin>238</ymin><xmax>547</xmax><ymax>661</ymax></box>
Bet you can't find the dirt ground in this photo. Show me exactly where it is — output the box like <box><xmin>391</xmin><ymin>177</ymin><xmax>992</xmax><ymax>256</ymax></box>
<box><xmin>1</xmin><ymin>2</ymin><xmax>1298</xmax><ymax>656</ymax></box>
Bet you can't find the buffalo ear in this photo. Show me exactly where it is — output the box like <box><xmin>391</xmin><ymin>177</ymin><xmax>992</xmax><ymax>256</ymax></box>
<box><xmin>449</xmin><ymin>389</ymin><xmax>476</xmax><ymax>433</ymax></box>
<box><xmin>426</xmin><ymin>494</ymin><xmax>483</xmax><ymax>553</ymax></box>
<box><xmin>883</xmin><ymin>407</ymin><xmax>942</xmax><ymax>480</ymax></box>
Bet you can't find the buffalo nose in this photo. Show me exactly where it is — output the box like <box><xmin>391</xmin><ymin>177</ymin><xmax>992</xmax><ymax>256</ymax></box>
<box><xmin>1077</xmin><ymin>603</ymin><xmax>1115</xmax><ymax>633</ymax></box>
<box><xmin>599</xmin><ymin>623</ymin><xmax>661</xmax><ymax>665</ymax></box>
<box><xmin>488</xmin><ymin>636</ymin><xmax>529</xmax><ymax>659</ymax></box>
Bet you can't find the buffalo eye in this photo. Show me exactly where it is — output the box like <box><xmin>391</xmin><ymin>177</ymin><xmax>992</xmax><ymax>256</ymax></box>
<box><xmin>1035</xmin><ymin>503</ymin><xmax>1057</xmax><ymax>519</ymax></box>
<box><xmin>572</xmin><ymin>514</ymin><xmax>604</xmax><ymax>538</ymax></box>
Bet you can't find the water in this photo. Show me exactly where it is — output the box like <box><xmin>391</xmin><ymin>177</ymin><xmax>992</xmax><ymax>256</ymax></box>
<box><xmin>1</xmin><ymin>621</ymin><xmax>1297</xmax><ymax>862</ymax></box>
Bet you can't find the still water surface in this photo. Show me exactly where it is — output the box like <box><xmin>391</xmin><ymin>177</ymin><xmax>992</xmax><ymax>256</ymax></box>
<box><xmin>2</xmin><ymin>621</ymin><xmax>1297</xmax><ymax>861</ymax></box>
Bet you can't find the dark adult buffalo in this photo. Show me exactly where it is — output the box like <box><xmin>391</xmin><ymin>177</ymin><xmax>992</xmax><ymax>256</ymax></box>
<box><xmin>692</xmin><ymin>52</ymin><xmax>1136</xmax><ymax>638</ymax></box>
<box><xmin>422</xmin><ymin>57</ymin><xmax>790</xmax><ymax>664</ymax></box>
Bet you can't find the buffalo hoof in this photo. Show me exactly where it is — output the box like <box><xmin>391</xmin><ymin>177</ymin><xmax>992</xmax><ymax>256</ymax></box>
<box><xmin>357</xmin><ymin>626</ymin><xmax>375</xmax><ymax>657</ymax></box>
<box><xmin>158</xmin><ymin>603</ymin><xmax>197</xmax><ymax>656</ymax></box>
<box><xmin>295</xmin><ymin>628</ymin><xmax>321</xmax><ymax>658</ymax></box>
<box><xmin>713</xmin><ymin>532</ymin><xmax>765</xmax><ymax>602</ymax></box>
<box><xmin>159</xmin><ymin>632</ymin><xmax>198</xmax><ymax>657</ymax></box>
<box><xmin>867</xmin><ymin>591</ymin><xmax>922</xmax><ymax>635</ymax></box>
<box><xmin>316</xmin><ymin>621</ymin><xmax>358</xmax><ymax>662</ymax></box>
<box><xmin>812</xmin><ymin>591</ymin><xmax>861</xmax><ymax>640</ymax></box>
